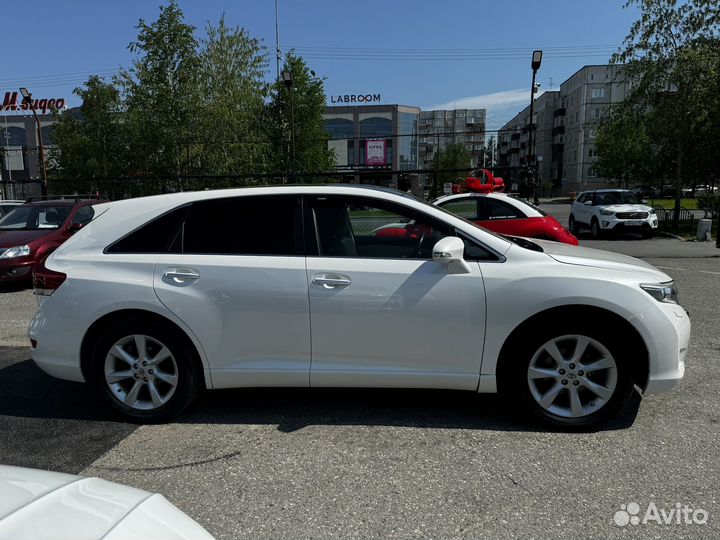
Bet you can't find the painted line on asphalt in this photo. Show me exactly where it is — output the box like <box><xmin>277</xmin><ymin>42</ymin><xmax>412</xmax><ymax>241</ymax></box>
<box><xmin>656</xmin><ymin>266</ymin><xmax>688</xmax><ymax>271</ymax></box>
<box><xmin>699</xmin><ymin>270</ymin><xmax>720</xmax><ymax>276</ymax></box>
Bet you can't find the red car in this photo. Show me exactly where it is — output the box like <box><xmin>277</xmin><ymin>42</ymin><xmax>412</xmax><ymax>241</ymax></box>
<box><xmin>0</xmin><ymin>197</ymin><xmax>106</xmax><ymax>282</ymax></box>
<box><xmin>433</xmin><ymin>193</ymin><xmax>579</xmax><ymax>245</ymax></box>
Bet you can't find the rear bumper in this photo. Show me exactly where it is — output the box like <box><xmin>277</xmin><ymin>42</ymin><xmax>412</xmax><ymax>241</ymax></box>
<box><xmin>28</xmin><ymin>297</ymin><xmax>87</xmax><ymax>382</ymax></box>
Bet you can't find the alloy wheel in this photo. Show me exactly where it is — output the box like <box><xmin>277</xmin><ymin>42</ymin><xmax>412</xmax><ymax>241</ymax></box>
<box><xmin>104</xmin><ymin>334</ymin><xmax>179</xmax><ymax>410</ymax></box>
<box><xmin>526</xmin><ymin>334</ymin><xmax>618</xmax><ymax>418</ymax></box>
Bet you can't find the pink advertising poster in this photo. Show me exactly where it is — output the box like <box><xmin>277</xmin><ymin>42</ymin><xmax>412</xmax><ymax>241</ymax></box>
<box><xmin>365</xmin><ymin>139</ymin><xmax>386</xmax><ymax>166</ymax></box>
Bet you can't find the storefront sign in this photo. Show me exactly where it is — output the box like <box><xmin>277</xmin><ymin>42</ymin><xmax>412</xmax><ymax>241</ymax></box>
<box><xmin>2</xmin><ymin>92</ymin><xmax>66</xmax><ymax>113</ymax></box>
<box><xmin>330</xmin><ymin>93</ymin><xmax>381</xmax><ymax>104</ymax></box>
<box><xmin>365</xmin><ymin>139</ymin><xmax>386</xmax><ymax>166</ymax></box>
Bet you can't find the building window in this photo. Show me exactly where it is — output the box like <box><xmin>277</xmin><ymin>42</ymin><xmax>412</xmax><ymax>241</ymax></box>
<box><xmin>588</xmin><ymin>148</ymin><xmax>597</xmax><ymax>158</ymax></box>
<box><xmin>591</xmin><ymin>88</ymin><xmax>605</xmax><ymax>99</ymax></box>
<box><xmin>588</xmin><ymin>167</ymin><xmax>597</xmax><ymax>177</ymax></box>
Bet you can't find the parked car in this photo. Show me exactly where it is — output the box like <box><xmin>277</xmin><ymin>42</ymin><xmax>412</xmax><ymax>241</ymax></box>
<box><xmin>0</xmin><ymin>196</ymin><xmax>105</xmax><ymax>282</ymax></box>
<box><xmin>630</xmin><ymin>185</ymin><xmax>656</xmax><ymax>199</ymax></box>
<box><xmin>29</xmin><ymin>186</ymin><xmax>689</xmax><ymax>428</ymax></box>
<box><xmin>569</xmin><ymin>189</ymin><xmax>658</xmax><ymax>239</ymax></box>
<box><xmin>0</xmin><ymin>465</ymin><xmax>213</xmax><ymax>539</ymax></box>
<box><xmin>433</xmin><ymin>193</ymin><xmax>578</xmax><ymax>245</ymax></box>
<box><xmin>0</xmin><ymin>200</ymin><xmax>23</xmax><ymax>218</ymax></box>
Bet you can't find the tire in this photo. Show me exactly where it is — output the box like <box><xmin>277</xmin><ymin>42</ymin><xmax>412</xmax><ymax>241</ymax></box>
<box><xmin>641</xmin><ymin>229</ymin><xmax>653</xmax><ymax>239</ymax></box>
<box><xmin>499</xmin><ymin>321</ymin><xmax>635</xmax><ymax>429</ymax></box>
<box><xmin>568</xmin><ymin>215</ymin><xmax>578</xmax><ymax>235</ymax></box>
<box><xmin>590</xmin><ymin>218</ymin><xmax>602</xmax><ymax>239</ymax></box>
<box><xmin>88</xmin><ymin>317</ymin><xmax>202</xmax><ymax>423</ymax></box>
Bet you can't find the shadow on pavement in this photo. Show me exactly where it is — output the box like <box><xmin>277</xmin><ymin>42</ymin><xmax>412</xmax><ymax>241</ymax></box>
<box><xmin>0</xmin><ymin>348</ymin><xmax>641</xmax><ymax>440</ymax></box>
<box><xmin>0</xmin><ymin>281</ymin><xmax>32</xmax><ymax>293</ymax></box>
<box><xmin>0</xmin><ymin>348</ymin><xmax>137</xmax><ymax>474</ymax></box>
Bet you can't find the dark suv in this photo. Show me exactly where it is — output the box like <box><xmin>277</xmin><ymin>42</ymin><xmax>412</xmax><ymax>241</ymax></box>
<box><xmin>0</xmin><ymin>196</ymin><xmax>106</xmax><ymax>282</ymax></box>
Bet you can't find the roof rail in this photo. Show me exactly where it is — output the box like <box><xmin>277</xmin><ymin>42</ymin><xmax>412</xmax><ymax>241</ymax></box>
<box><xmin>25</xmin><ymin>194</ymin><xmax>102</xmax><ymax>203</ymax></box>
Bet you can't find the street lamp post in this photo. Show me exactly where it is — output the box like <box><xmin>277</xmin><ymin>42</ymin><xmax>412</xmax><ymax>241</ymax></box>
<box><xmin>19</xmin><ymin>87</ymin><xmax>48</xmax><ymax>197</ymax></box>
<box><xmin>281</xmin><ymin>69</ymin><xmax>295</xmax><ymax>184</ymax></box>
<box><xmin>528</xmin><ymin>50</ymin><xmax>542</xmax><ymax>205</ymax></box>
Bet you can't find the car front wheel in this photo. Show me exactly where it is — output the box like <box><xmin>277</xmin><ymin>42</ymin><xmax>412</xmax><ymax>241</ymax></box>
<box><xmin>89</xmin><ymin>319</ymin><xmax>202</xmax><ymax>422</ymax></box>
<box><xmin>590</xmin><ymin>218</ymin><xmax>602</xmax><ymax>239</ymax></box>
<box><xmin>502</xmin><ymin>325</ymin><xmax>635</xmax><ymax>428</ymax></box>
<box><xmin>568</xmin><ymin>215</ymin><xmax>578</xmax><ymax>235</ymax></box>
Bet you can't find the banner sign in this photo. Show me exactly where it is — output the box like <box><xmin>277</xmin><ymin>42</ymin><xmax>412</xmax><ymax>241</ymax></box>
<box><xmin>365</xmin><ymin>139</ymin><xmax>386</xmax><ymax>166</ymax></box>
<box><xmin>2</xmin><ymin>92</ymin><xmax>66</xmax><ymax>113</ymax></box>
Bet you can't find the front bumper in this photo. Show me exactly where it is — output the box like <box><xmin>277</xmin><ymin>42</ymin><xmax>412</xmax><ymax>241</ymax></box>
<box><xmin>0</xmin><ymin>258</ymin><xmax>34</xmax><ymax>281</ymax></box>
<box><xmin>600</xmin><ymin>215</ymin><xmax>658</xmax><ymax>232</ymax></box>
<box><xmin>630</xmin><ymin>302</ymin><xmax>690</xmax><ymax>394</ymax></box>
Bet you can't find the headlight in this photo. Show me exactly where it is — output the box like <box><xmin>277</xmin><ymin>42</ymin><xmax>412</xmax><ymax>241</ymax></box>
<box><xmin>0</xmin><ymin>245</ymin><xmax>31</xmax><ymax>259</ymax></box>
<box><xmin>641</xmin><ymin>281</ymin><xmax>679</xmax><ymax>304</ymax></box>
<box><xmin>600</xmin><ymin>209</ymin><xmax>615</xmax><ymax>216</ymax></box>
<box><xmin>649</xmin><ymin>208</ymin><xmax>656</xmax><ymax>214</ymax></box>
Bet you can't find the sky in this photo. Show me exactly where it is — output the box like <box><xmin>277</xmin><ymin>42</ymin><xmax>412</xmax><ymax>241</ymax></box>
<box><xmin>0</xmin><ymin>0</ymin><xmax>639</xmax><ymax>131</ymax></box>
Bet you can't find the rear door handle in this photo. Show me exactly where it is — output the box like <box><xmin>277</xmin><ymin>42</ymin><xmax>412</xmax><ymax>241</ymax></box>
<box><xmin>311</xmin><ymin>273</ymin><xmax>351</xmax><ymax>288</ymax></box>
<box><xmin>163</xmin><ymin>268</ymin><xmax>200</xmax><ymax>283</ymax></box>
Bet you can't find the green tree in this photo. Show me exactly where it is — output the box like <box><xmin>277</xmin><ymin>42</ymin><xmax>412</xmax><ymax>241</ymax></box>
<box><xmin>266</xmin><ymin>52</ymin><xmax>335</xmax><ymax>181</ymax></box>
<box><xmin>595</xmin><ymin>104</ymin><xmax>654</xmax><ymax>189</ymax></box>
<box><xmin>431</xmin><ymin>143</ymin><xmax>471</xmax><ymax>198</ymax></box>
<box><xmin>118</xmin><ymin>0</ymin><xmax>200</xmax><ymax>177</ymax></box>
<box><xmin>615</xmin><ymin>0</ymin><xmax>720</xmax><ymax>226</ymax></box>
<box><xmin>49</xmin><ymin>76</ymin><xmax>125</xmax><ymax>180</ymax></box>
<box><xmin>195</xmin><ymin>15</ymin><xmax>269</xmax><ymax>177</ymax></box>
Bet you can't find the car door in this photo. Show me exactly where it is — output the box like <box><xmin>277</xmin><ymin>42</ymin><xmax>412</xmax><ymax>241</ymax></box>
<box><xmin>475</xmin><ymin>197</ymin><xmax>528</xmax><ymax>236</ymax></box>
<box><xmin>574</xmin><ymin>193</ymin><xmax>589</xmax><ymax>225</ymax></box>
<box><xmin>153</xmin><ymin>195</ymin><xmax>311</xmax><ymax>388</ymax></box>
<box><xmin>305</xmin><ymin>195</ymin><xmax>487</xmax><ymax>390</ymax></box>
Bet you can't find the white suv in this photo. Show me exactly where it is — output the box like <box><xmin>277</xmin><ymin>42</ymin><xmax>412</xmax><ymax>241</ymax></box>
<box><xmin>28</xmin><ymin>185</ymin><xmax>689</xmax><ymax>428</ymax></box>
<box><xmin>569</xmin><ymin>189</ymin><xmax>658</xmax><ymax>238</ymax></box>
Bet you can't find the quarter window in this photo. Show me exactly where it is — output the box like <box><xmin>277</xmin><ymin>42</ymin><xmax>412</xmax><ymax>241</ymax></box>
<box><xmin>182</xmin><ymin>196</ymin><xmax>301</xmax><ymax>256</ymax></box>
<box><xmin>437</xmin><ymin>198</ymin><xmax>479</xmax><ymax>220</ymax></box>
<box><xmin>106</xmin><ymin>205</ymin><xmax>189</xmax><ymax>253</ymax></box>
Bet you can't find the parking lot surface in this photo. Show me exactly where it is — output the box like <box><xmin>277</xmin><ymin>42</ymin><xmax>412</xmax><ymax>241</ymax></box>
<box><xmin>1</xmin><ymin>237</ymin><xmax>718</xmax><ymax>539</ymax></box>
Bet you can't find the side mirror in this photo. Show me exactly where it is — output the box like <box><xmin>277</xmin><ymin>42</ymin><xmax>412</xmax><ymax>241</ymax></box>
<box><xmin>584</xmin><ymin>200</ymin><xmax>593</xmax><ymax>206</ymax></box>
<box><xmin>68</xmin><ymin>222</ymin><xmax>84</xmax><ymax>232</ymax></box>
<box><xmin>432</xmin><ymin>236</ymin><xmax>471</xmax><ymax>274</ymax></box>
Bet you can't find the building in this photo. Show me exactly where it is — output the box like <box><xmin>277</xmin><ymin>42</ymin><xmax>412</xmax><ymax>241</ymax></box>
<box><xmin>322</xmin><ymin>104</ymin><xmax>420</xmax><ymax>191</ymax></box>
<box><xmin>560</xmin><ymin>64</ymin><xmax>627</xmax><ymax>194</ymax></box>
<box><xmin>1</xmin><ymin>91</ymin><xmax>71</xmax><ymax>199</ymax></box>
<box><xmin>497</xmin><ymin>65</ymin><xmax>628</xmax><ymax>195</ymax></box>
<box><xmin>418</xmin><ymin>108</ymin><xmax>486</xmax><ymax>168</ymax></box>
<box><xmin>497</xmin><ymin>91</ymin><xmax>560</xmax><ymax>193</ymax></box>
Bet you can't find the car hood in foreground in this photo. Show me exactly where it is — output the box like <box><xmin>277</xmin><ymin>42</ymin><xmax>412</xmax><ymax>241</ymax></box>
<box><xmin>0</xmin><ymin>229</ymin><xmax>54</xmax><ymax>247</ymax></box>
<box><xmin>531</xmin><ymin>239</ymin><xmax>671</xmax><ymax>282</ymax></box>
<box><xmin>0</xmin><ymin>465</ymin><xmax>214</xmax><ymax>540</ymax></box>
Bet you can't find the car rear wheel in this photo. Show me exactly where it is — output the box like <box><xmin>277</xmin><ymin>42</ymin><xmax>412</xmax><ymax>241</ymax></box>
<box><xmin>89</xmin><ymin>318</ymin><xmax>202</xmax><ymax>422</ymax></box>
<box><xmin>501</xmin><ymin>324</ymin><xmax>635</xmax><ymax>428</ymax></box>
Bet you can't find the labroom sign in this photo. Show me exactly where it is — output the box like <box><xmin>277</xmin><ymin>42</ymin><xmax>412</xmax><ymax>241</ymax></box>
<box><xmin>330</xmin><ymin>93</ymin><xmax>381</xmax><ymax>104</ymax></box>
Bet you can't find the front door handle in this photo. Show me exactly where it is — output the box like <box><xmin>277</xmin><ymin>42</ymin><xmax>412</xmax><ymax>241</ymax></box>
<box><xmin>312</xmin><ymin>273</ymin><xmax>351</xmax><ymax>288</ymax></box>
<box><xmin>163</xmin><ymin>268</ymin><xmax>200</xmax><ymax>284</ymax></box>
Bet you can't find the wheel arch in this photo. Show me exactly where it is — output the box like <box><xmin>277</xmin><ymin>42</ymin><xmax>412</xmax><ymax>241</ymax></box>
<box><xmin>80</xmin><ymin>308</ymin><xmax>210</xmax><ymax>388</ymax></box>
<box><xmin>496</xmin><ymin>305</ymin><xmax>649</xmax><ymax>391</ymax></box>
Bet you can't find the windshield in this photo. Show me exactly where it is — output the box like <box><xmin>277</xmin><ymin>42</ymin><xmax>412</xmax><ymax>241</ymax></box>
<box><xmin>0</xmin><ymin>205</ymin><xmax>72</xmax><ymax>230</ymax></box>
<box><xmin>595</xmin><ymin>191</ymin><xmax>640</xmax><ymax>205</ymax></box>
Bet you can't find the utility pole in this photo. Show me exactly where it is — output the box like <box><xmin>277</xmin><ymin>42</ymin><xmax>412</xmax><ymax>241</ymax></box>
<box><xmin>274</xmin><ymin>0</ymin><xmax>281</xmax><ymax>80</ymax></box>
<box><xmin>282</xmin><ymin>69</ymin><xmax>295</xmax><ymax>184</ymax></box>
<box><xmin>528</xmin><ymin>50</ymin><xmax>542</xmax><ymax>205</ymax></box>
<box><xmin>19</xmin><ymin>88</ymin><xmax>47</xmax><ymax>197</ymax></box>
<box><xmin>2</xmin><ymin>115</ymin><xmax>13</xmax><ymax>200</ymax></box>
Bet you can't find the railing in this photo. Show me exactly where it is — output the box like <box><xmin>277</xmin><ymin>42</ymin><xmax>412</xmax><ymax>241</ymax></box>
<box><xmin>654</xmin><ymin>206</ymin><xmax>696</xmax><ymax>235</ymax></box>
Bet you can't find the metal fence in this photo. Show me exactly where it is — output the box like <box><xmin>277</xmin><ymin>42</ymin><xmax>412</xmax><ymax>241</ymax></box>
<box><xmin>654</xmin><ymin>206</ymin><xmax>696</xmax><ymax>236</ymax></box>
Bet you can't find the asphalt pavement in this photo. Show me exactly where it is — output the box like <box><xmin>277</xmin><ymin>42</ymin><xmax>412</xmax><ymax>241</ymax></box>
<box><xmin>0</xmin><ymin>237</ymin><xmax>718</xmax><ymax>539</ymax></box>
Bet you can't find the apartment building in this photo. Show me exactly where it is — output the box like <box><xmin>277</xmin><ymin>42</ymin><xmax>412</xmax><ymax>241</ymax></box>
<box><xmin>417</xmin><ymin>109</ymin><xmax>486</xmax><ymax>168</ymax></box>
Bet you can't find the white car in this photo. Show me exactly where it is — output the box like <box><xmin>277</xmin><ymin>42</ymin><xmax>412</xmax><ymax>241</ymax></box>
<box><xmin>569</xmin><ymin>189</ymin><xmax>658</xmax><ymax>238</ymax></box>
<box><xmin>29</xmin><ymin>186</ymin><xmax>689</xmax><ymax>428</ymax></box>
<box><xmin>0</xmin><ymin>465</ymin><xmax>213</xmax><ymax>539</ymax></box>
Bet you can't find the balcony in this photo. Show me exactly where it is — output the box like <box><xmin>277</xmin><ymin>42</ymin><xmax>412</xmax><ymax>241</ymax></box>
<box><xmin>553</xmin><ymin>107</ymin><xmax>566</xmax><ymax>117</ymax></box>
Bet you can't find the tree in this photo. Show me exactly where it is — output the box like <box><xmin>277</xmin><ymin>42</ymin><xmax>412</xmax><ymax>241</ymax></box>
<box><xmin>595</xmin><ymin>104</ymin><xmax>654</xmax><ymax>189</ymax></box>
<box><xmin>431</xmin><ymin>143</ymin><xmax>471</xmax><ymax>198</ymax></box>
<box><xmin>614</xmin><ymin>0</ymin><xmax>720</xmax><ymax>226</ymax></box>
<box><xmin>195</xmin><ymin>15</ymin><xmax>269</xmax><ymax>177</ymax></box>
<box><xmin>266</xmin><ymin>52</ymin><xmax>335</xmax><ymax>181</ymax></box>
<box><xmin>118</xmin><ymin>0</ymin><xmax>200</xmax><ymax>177</ymax></box>
<box><xmin>49</xmin><ymin>76</ymin><xmax>125</xmax><ymax>180</ymax></box>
